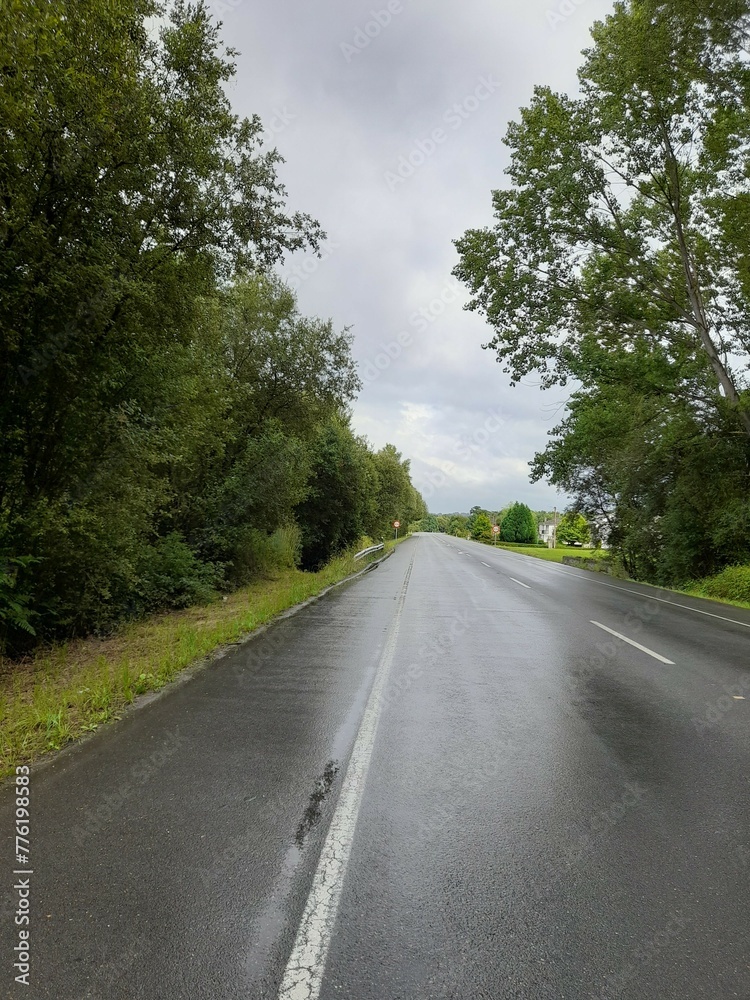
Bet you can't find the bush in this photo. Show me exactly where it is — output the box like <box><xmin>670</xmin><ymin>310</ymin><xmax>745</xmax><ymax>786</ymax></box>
<box><xmin>500</xmin><ymin>503</ymin><xmax>537</xmax><ymax>543</ymax></box>
<box><xmin>0</xmin><ymin>555</ymin><xmax>39</xmax><ymax>652</ymax></box>
<box><xmin>692</xmin><ymin>565</ymin><xmax>750</xmax><ymax>605</ymax></box>
<box><xmin>136</xmin><ymin>534</ymin><xmax>220</xmax><ymax>611</ymax></box>
<box><xmin>229</xmin><ymin>524</ymin><xmax>301</xmax><ymax>583</ymax></box>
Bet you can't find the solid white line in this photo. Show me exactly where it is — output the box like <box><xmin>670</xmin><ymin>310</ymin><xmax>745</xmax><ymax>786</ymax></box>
<box><xmin>277</xmin><ymin>555</ymin><xmax>414</xmax><ymax>1000</ymax></box>
<box><xmin>509</xmin><ymin>578</ymin><xmax>531</xmax><ymax>590</ymax></box>
<box><xmin>548</xmin><ymin>567</ymin><xmax>750</xmax><ymax>630</ymax></box>
<box><xmin>591</xmin><ymin>621</ymin><xmax>675</xmax><ymax>664</ymax></box>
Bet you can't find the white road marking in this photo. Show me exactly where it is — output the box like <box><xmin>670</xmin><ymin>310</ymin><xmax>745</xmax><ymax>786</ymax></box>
<box><xmin>482</xmin><ymin>562</ymin><xmax>491</xmax><ymax>568</ymax></box>
<box><xmin>509</xmin><ymin>578</ymin><xmax>531</xmax><ymax>590</ymax></box>
<box><xmin>591</xmin><ymin>621</ymin><xmax>675</xmax><ymax>664</ymax></box>
<box><xmin>550</xmin><ymin>568</ymin><xmax>750</xmax><ymax>630</ymax></box>
<box><xmin>277</xmin><ymin>555</ymin><xmax>414</xmax><ymax>1000</ymax></box>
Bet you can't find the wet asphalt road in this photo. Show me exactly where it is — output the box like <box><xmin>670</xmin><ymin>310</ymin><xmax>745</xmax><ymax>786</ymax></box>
<box><xmin>2</xmin><ymin>533</ymin><xmax>750</xmax><ymax>999</ymax></box>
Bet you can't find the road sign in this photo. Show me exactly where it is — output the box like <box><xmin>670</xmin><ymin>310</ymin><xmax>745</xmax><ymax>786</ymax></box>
<box><xmin>492</xmin><ymin>525</ymin><xmax>500</xmax><ymax>534</ymax></box>
<box><xmin>393</xmin><ymin>521</ymin><xmax>400</xmax><ymax>528</ymax></box>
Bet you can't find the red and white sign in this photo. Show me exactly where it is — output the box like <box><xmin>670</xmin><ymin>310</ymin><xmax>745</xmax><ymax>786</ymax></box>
<box><xmin>492</xmin><ymin>525</ymin><xmax>501</xmax><ymax>535</ymax></box>
<box><xmin>393</xmin><ymin>521</ymin><xmax>400</xmax><ymax>529</ymax></box>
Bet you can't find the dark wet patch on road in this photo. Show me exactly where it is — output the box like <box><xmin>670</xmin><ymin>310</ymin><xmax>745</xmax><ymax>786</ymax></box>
<box><xmin>295</xmin><ymin>760</ymin><xmax>340</xmax><ymax>846</ymax></box>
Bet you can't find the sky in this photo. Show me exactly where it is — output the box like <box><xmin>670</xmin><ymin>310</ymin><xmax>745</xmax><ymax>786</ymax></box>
<box><xmin>211</xmin><ymin>0</ymin><xmax>615</xmax><ymax>514</ymax></box>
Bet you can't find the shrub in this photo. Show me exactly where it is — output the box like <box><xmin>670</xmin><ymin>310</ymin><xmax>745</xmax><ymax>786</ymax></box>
<box><xmin>135</xmin><ymin>534</ymin><xmax>220</xmax><ymax>611</ymax></box>
<box><xmin>229</xmin><ymin>524</ymin><xmax>301</xmax><ymax>583</ymax></box>
<box><xmin>500</xmin><ymin>502</ymin><xmax>537</xmax><ymax>543</ymax></box>
<box><xmin>0</xmin><ymin>555</ymin><xmax>39</xmax><ymax>652</ymax></box>
<box><xmin>692</xmin><ymin>565</ymin><xmax>750</xmax><ymax>605</ymax></box>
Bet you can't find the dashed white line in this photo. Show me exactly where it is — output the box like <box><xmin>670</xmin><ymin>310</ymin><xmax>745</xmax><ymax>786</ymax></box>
<box><xmin>591</xmin><ymin>621</ymin><xmax>675</xmax><ymax>664</ymax></box>
<box><xmin>509</xmin><ymin>578</ymin><xmax>531</xmax><ymax>590</ymax></box>
<box><xmin>277</xmin><ymin>554</ymin><xmax>414</xmax><ymax>1000</ymax></box>
<box><xmin>482</xmin><ymin>562</ymin><xmax>491</xmax><ymax>568</ymax></box>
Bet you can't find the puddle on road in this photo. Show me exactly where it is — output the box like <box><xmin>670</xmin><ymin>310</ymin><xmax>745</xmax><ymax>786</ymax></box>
<box><xmin>295</xmin><ymin>760</ymin><xmax>340</xmax><ymax>846</ymax></box>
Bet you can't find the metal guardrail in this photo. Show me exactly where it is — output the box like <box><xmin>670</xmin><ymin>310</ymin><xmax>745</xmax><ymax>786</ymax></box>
<box><xmin>354</xmin><ymin>543</ymin><xmax>385</xmax><ymax>561</ymax></box>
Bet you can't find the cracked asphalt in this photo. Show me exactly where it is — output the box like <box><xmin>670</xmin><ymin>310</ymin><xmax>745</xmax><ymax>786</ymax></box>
<box><xmin>2</xmin><ymin>534</ymin><xmax>750</xmax><ymax>999</ymax></box>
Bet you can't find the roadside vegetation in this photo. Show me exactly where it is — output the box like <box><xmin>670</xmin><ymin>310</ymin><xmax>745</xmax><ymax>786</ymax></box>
<box><xmin>0</xmin><ymin>538</ymin><xmax>403</xmax><ymax>780</ymax></box>
<box><xmin>417</xmin><ymin>507</ymin><xmax>750</xmax><ymax>608</ymax></box>
<box><xmin>454</xmin><ymin>1</ymin><xmax>750</xmax><ymax>591</ymax></box>
<box><xmin>485</xmin><ymin>544</ymin><xmax>610</xmax><ymax>565</ymax></box>
<box><xmin>685</xmin><ymin>565</ymin><xmax>750</xmax><ymax>609</ymax></box>
<box><xmin>0</xmin><ymin>3</ymin><xmax>425</xmax><ymax>663</ymax></box>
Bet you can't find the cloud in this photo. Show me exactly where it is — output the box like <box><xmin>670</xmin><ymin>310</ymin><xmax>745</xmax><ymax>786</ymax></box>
<box><xmin>217</xmin><ymin>0</ymin><xmax>615</xmax><ymax>512</ymax></box>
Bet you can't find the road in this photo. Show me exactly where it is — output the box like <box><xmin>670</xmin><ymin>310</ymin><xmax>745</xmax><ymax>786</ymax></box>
<box><xmin>2</xmin><ymin>533</ymin><xmax>749</xmax><ymax>999</ymax></box>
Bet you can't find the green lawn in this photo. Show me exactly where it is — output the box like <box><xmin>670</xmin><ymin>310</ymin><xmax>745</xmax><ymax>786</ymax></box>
<box><xmin>485</xmin><ymin>543</ymin><xmax>611</xmax><ymax>564</ymax></box>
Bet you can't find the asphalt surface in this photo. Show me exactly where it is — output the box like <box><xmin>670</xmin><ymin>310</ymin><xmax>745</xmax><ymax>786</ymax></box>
<box><xmin>2</xmin><ymin>534</ymin><xmax>749</xmax><ymax>999</ymax></box>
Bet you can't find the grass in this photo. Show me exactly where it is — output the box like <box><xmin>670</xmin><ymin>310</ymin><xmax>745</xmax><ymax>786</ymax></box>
<box><xmin>0</xmin><ymin>541</ymin><xmax>397</xmax><ymax>781</ymax></box>
<box><xmin>489</xmin><ymin>541</ymin><xmax>750</xmax><ymax>612</ymax></box>
<box><xmin>484</xmin><ymin>542</ymin><xmax>612</xmax><ymax>564</ymax></box>
<box><xmin>683</xmin><ymin>564</ymin><xmax>750</xmax><ymax>610</ymax></box>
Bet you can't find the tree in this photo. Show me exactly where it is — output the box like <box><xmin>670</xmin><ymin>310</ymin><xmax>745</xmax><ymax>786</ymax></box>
<box><xmin>295</xmin><ymin>418</ymin><xmax>374</xmax><ymax>571</ymax></box>
<box><xmin>369</xmin><ymin>445</ymin><xmax>423</xmax><ymax>539</ymax></box>
<box><xmin>500</xmin><ymin>503</ymin><xmax>537</xmax><ymax>544</ymax></box>
<box><xmin>447</xmin><ymin>515</ymin><xmax>469</xmax><ymax>537</ymax></box>
<box><xmin>557</xmin><ymin>513</ymin><xmax>591</xmax><ymax>546</ymax></box>
<box><xmin>531</xmin><ymin>372</ymin><xmax>750</xmax><ymax>583</ymax></box>
<box><xmin>467</xmin><ymin>506</ymin><xmax>490</xmax><ymax>537</ymax></box>
<box><xmin>0</xmin><ymin>0</ymin><xmax>323</xmax><ymax>644</ymax></box>
<box><xmin>454</xmin><ymin>0</ymin><xmax>750</xmax><ymax>437</ymax></box>
<box><xmin>420</xmin><ymin>515</ymin><xmax>440</xmax><ymax>533</ymax></box>
<box><xmin>471</xmin><ymin>513</ymin><xmax>494</xmax><ymax>541</ymax></box>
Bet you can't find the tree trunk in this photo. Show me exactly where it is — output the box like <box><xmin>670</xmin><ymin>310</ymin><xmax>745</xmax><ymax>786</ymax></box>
<box><xmin>664</xmin><ymin>147</ymin><xmax>750</xmax><ymax>437</ymax></box>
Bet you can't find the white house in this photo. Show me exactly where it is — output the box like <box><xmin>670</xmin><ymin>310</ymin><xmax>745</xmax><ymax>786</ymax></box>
<box><xmin>538</xmin><ymin>519</ymin><xmax>557</xmax><ymax>545</ymax></box>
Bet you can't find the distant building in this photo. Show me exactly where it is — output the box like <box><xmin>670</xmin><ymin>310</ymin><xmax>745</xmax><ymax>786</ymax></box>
<box><xmin>538</xmin><ymin>519</ymin><xmax>556</xmax><ymax>544</ymax></box>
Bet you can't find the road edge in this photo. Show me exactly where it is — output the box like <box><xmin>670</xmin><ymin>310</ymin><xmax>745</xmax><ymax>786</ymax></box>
<box><xmin>2</xmin><ymin>545</ymin><xmax>403</xmax><ymax>787</ymax></box>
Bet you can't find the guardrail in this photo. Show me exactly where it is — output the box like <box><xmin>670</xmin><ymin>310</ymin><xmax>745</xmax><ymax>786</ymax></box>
<box><xmin>354</xmin><ymin>543</ymin><xmax>385</xmax><ymax>562</ymax></box>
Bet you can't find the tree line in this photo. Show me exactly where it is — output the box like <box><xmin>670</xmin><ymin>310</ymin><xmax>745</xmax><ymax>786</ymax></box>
<box><xmin>415</xmin><ymin>506</ymin><xmax>592</xmax><ymax>545</ymax></box>
<box><xmin>0</xmin><ymin>1</ymin><xmax>425</xmax><ymax>653</ymax></box>
<box><xmin>455</xmin><ymin>0</ymin><xmax>750</xmax><ymax>586</ymax></box>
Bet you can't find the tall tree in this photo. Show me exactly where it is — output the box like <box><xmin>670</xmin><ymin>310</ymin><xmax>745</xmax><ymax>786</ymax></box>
<box><xmin>454</xmin><ymin>0</ymin><xmax>750</xmax><ymax>436</ymax></box>
<box><xmin>499</xmin><ymin>503</ymin><xmax>537</xmax><ymax>544</ymax></box>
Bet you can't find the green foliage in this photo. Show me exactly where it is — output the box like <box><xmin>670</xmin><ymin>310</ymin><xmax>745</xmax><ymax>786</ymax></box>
<box><xmin>500</xmin><ymin>503</ymin><xmax>537</xmax><ymax>544</ymax></box>
<box><xmin>0</xmin><ymin>1</ymin><xmax>425</xmax><ymax>653</ymax></box>
<box><xmin>454</xmin><ymin>0</ymin><xmax>750</xmax><ymax>437</ymax></box>
<box><xmin>466</xmin><ymin>506</ymin><xmax>490</xmax><ymax>537</ymax></box>
<box><xmin>135</xmin><ymin>534</ymin><xmax>220</xmax><ymax>612</ymax></box>
<box><xmin>691</xmin><ymin>565</ymin><xmax>750</xmax><ymax>606</ymax></box>
<box><xmin>0</xmin><ymin>556</ymin><xmax>39</xmax><ymax>647</ymax></box>
<box><xmin>456</xmin><ymin>0</ymin><xmax>750</xmax><ymax>588</ymax></box>
<box><xmin>532</xmin><ymin>376</ymin><xmax>750</xmax><ymax>585</ymax></box>
<box><xmin>557</xmin><ymin>513</ymin><xmax>591</xmax><ymax>546</ymax></box>
<box><xmin>369</xmin><ymin>445</ymin><xmax>426</xmax><ymax>540</ymax></box>
<box><xmin>470</xmin><ymin>513</ymin><xmax>494</xmax><ymax>541</ymax></box>
<box><xmin>446</xmin><ymin>514</ymin><xmax>469</xmax><ymax>537</ymax></box>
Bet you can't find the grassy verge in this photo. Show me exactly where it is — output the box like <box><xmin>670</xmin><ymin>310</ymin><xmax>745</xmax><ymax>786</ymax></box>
<box><xmin>491</xmin><ymin>541</ymin><xmax>750</xmax><ymax>612</ymax></box>
<box><xmin>483</xmin><ymin>542</ymin><xmax>611</xmax><ymax>564</ymax></box>
<box><xmin>0</xmin><ymin>542</ymin><xmax>396</xmax><ymax>780</ymax></box>
<box><xmin>682</xmin><ymin>565</ymin><xmax>750</xmax><ymax>611</ymax></box>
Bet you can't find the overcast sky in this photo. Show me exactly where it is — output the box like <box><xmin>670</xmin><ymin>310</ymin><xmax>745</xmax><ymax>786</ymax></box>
<box><xmin>213</xmin><ymin>0</ymin><xmax>614</xmax><ymax>514</ymax></box>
